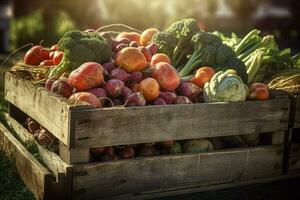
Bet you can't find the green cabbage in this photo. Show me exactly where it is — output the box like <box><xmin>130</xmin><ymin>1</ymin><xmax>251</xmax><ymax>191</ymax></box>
<box><xmin>203</xmin><ymin>70</ymin><xmax>248</xmax><ymax>102</ymax></box>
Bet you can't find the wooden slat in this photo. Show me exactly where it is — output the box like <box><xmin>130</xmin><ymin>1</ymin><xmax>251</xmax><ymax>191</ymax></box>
<box><xmin>72</xmin><ymin>145</ymin><xmax>283</xmax><ymax>199</ymax></box>
<box><xmin>103</xmin><ymin>173</ymin><xmax>300</xmax><ymax>200</ymax></box>
<box><xmin>271</xmin><ymin>131</ymin><xmax>285</xmax><ymax>145</ymax></box>
<box><xmin>0</xmin><ymin>123</ymin><xmax>53</xmax><ymax>200</ymax></box>
<box><xmin>74</xmin><ymin>99</ymin><xmax>290</xmax><ymax>148</ymax></box>
<box><xmin>59</xmin><ymin>142</ymin><xmax>90</xmax><ymax>164</ymax></box>
<box><xmin>288</xmin><ymin>143</ymin><xmax>300</xmax><ymax>172</ymax></box>
<box><xmin>4</xmin><ymin>72</ymin><xmax>71</xmax><ymax>146</ymax></box>
<box><xmin>5</xmin><ymin>114</ymin><xmax>72</xmax><ymax>177</ymax></box>
<box><xmin>4</xmin><ymin>115</ymin><xmax>73</xmax><ymax>200</ymax></box>
<box><xmin>294</xmin><ymin>96</ymin><xmax>300</xmax><ymax>128</ymax></box>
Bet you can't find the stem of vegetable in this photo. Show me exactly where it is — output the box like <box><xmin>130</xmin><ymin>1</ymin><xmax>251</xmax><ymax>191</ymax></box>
<box><xmin>247</xmin><ymin>50</ymin><xmax>265</xmax><ymax>84</ymax></box>
<box><xmin>234</xmin><ymin>29</ymin><xmax>260</xmax><ymax>55</ymax></box>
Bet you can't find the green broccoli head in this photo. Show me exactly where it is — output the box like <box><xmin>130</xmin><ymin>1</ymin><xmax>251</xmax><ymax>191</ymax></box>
<box><xmin>151</xmin><ymin>31</ymin><xmax>178</xmax><ymax>59</ymax></box>
<box><xmin>151</xmin><ymin>18</ymin><xmax>200</xmax><ymax>68</ymax></box>
<box><xmin>166</xmin><ymin>18</ymin><xmax>199</xmax><ymax>40</ymax></box>
<box><xmin>49</xmin><ymin>30</ymin><xmax>112</xmax><ymax>77</ymax></box>
<box><xmin>179</xmin><ymin>31</ymin><xmax>248</xmax><ymax>83</ymax></box>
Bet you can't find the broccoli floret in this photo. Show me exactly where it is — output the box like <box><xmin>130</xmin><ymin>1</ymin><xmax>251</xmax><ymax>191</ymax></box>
<box><xmin>49</xmin><ymin>30</ymin><xmax>112</xmax><ymax>77</ymax></box>
<box><xmin>179</xmin><ymin>31</ymin><xmax>248</xmax><ymax>83</ymax></box>
<box><xmin>151</xmin><ymin>18</ymin><xmax>199</xmax><ymax>68</ymax></box>
<box><xmin>151</xmin><ymin>31</ymin><xmax>178</xmax><ymax>59</ymax></box>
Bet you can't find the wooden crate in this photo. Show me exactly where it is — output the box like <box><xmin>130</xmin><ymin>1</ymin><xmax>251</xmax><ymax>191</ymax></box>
<box><xmin>5</xmin><ymin>72</ymin><xmax>291</xmax><ymax>164</ymax></box>
<box><xmin>4</xmin><ymin>114</ymin><xmax>288</xmax><ymax>200</ymax></box>
<box><xmin>3</xmin><ymin>71</ymin><xmax>294</xmax><ymax>199</ymax></box>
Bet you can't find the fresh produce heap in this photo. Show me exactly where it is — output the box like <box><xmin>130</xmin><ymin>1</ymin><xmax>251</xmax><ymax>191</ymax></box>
<box><xmin>21</xmin><ymin>18</ymin><xmax>277</xmax><ymax>107</ymax></box>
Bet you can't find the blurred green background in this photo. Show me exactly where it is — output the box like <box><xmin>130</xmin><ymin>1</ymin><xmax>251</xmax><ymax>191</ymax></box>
<box><xmin>0</xmin><ymin>0</ymin><xmax>299</xmax><ymax>53</ymax></box>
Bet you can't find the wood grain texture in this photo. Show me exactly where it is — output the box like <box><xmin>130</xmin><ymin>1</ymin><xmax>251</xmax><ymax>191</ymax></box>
<box><xmin>5</xmin><ymin>114</ymin><xmax>72</xmax><ymax>178</ymax></box>
<box><xmin>72</xmin><ymin>145</ymin><xmax>283</xmax><ymax>199</ymax></box>
<box><xmin>3</xmin><ymin>116</ymin><xmax>73</xmax><ymax>200</ymax></box>
<box><xmin>288</xmin><ymin>143</ymin><xmax>300</xmax><ymax>172</ymax></box>
<box><xmin>4</xmin><ymin>72</ymin><xmax>71</xmax><ymax>146</ymax></box>
<box><xmin>0</xmin><ymin>123</ymin><xmax>53</xmax><ymax>200</ymax></box>
<box><xmin>59</xmin><ymin>142</ymin><xmax>90</xmax><ymax>164</ymax></box>
<box><xmin>294</xmin><ymin>96</ymin><xmax>300</xmax><ymax>128</ymax></box>
<box><xmin>102</xmin><ymin>174</ymin><xmax>300</xmax><ymax>200</ymax></box>
<box><xmin>74</xmin><ymin>99</ymin><xmax>290</xmax><ymax>148</ymax></box>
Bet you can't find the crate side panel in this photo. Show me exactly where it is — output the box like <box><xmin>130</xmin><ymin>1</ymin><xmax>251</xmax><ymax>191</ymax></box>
<box><xmin>4</xmin><ymin>72</ymin><xmax>71</xmax><ymax>146</ymax></box>
<box><xmin>75</xmin><ymin>100</ymin><xmax>290</xmax><ymax>147</ymax></box>
<box><xmin>72</xmin><ymin>146</ymin><xmax>281</xmax><ymax>199</ymax></box>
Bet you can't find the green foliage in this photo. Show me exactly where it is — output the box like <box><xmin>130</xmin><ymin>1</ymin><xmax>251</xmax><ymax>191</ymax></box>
<box><xmin>151</xmin><ymin>18</ymin><xmax>199</xmax><ymax>67</ymax></box>
<box><xmin>10</xmin><ymin>9</ymin><xmax>76</xmax><ymax>49</ymax></box>
<box><xmin>179</xmin><ymin>31</ymin><xmax>248</xmax><ymax>83</ymax></box>
<box><xmin>49</xmin><ymin>30</ymin><xmax>112</xmax><ymax>77</ymax></box>
<box><xmin>0</xmin><ymin>152</ymin><xmax>35</xmax><ymax>200</ymax></box>
<box><xmin>10</xmin><ymin>10</ymin><xmax>45</xmax><ymax>49</ymax></box>
<box><xmin>98</xmin><ymin>0</ymin><xmax>205</xmax><ymax>30</ymax></box>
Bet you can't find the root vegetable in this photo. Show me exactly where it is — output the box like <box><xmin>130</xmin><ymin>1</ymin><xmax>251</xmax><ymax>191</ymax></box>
<box><xmin>137</xmin><ymin>145</ymin><xmax>156</xmax><ymax>157</ymax></box>
<box><xmin>121</xmin><ymin>86</ymin><xmax>133</xmax><ymax>99</ymax></box>
<box><xmin>68</xmin><ymin>62</ymin><xmax>104</xmax><ymax>91</ymax></box>
<box><xmin>115</xmin><ymin>47</ymin><xmax>147</xmax><ymax>72</ymax></box>
<box><xmin>140</xmin><ymin>28</ymin><xmax>159</xmax><ymax>46</ymax></box>
<box><xmin>69</xmin><ymin>92</ymin><xmax>101</xmax><ymax>108</ymax></box>
<box><xmin>104</xmin><ymin>79</ymin><xmax>125</xmax><ymax>98</ymax></box>
<box><xmin>151</xmin><ymin>53</ymin><xmax>171</xmax><ymax>66</ymax></box>
<box><xmin>153</xmin><ymin>98</ymin><xmax>167</xmax><ymax>105</ymax></box>
<box><xmin>159</xmin><ymin>91</ymin><xmax>177</xmax><ymax>104</ymax></box>
<box><xmin>109</xmin><ymin>68</ymin><xmax>129</xmax><ymax>82</ymax></box>
<box><xmin>174</xmin><ymin>96</ymin><xmax>193</xmax><ymax>104</ymax></box>
<box><xmin>138</xmin><ymin>78</ymin><xmax>160</xmax><ymax>101</ymax></box>
<box><xmin>177</xmin><ymin>82</ymin><xmax>201</xmax><ymax>100</ymax></box>
<box><xmin>45</xmin><ymin>77</ymin><xmax>58</xmax><ymax>91</ymax></box>
<box><xmin>51</xmin><ymin>78</ymin><xmax>73</xmax><ymax>98</ymax></box>
<box><xmin>120</xmin><ymin>146</ymin><xmax>135</xmax><ymax>159</ymax></box>
<box><xmin>127</xmin><ymin>71</ymin><xmax>143</xmax><ymax>85</ymax></box>
<box><xmin>124</xmin><ymin>92</ymin><xmax>146</xmax><ymax>106</ymax></box>
<box><xmin>152</xmin><ymin>62</ymin><xmax>180</xmax><ymax>91</ymax></box>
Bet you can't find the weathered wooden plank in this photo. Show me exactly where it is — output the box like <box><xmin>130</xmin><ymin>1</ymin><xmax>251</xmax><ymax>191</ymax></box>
<box><xmin>271</xmin><ymin>131</ymin><xmax>285</xmax><ymax>145</ymax></box>
<box><xmin>72</xmin><ymin>145</ymin><xmax>282</xmax><ymax>199</ymax></box>
<box><xmin>241</xmin><ymin>145</ymin><xmax>283</xmax><ymax>179</ymax></box>
<box><xmin>59</xmin><ymin>142</ymin><xmax>90</xmax><ymax>164</ymax></box>
<box><xmin>5</xmin><ymin>114</ymin><xmax>72</xmax><ymax>178</ymax></box>
<box><xmin>74</xmin><ymin>99</ymin><xmax>290</xmax><ymax>148</ymax></box>
<box><xmin>0</xmin><ymin>123</ymin><xmax>53</xmax><ymax>200</ymax></box>
<box><xmin>4</xmin><ymin>72</ymin><xmax>71</xmax><ymax>146</ymax></box>
<box><xmin>294</xmin><ymin>96</ymin><xmax>300</xmax><ymax>128</ymax></box>
<box><xmin>102</xmin><ymin>173</ymin><xmax>300</xmax><ymax>200</ymax></box>
<box><xmin>288</xmin><ymin>143</ymin><xmax>300</xmax><ymax>172</ymax></box>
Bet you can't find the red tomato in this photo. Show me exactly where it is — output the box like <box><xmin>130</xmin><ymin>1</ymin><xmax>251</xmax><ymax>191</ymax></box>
<box><xmin>40</xmin><ymin>59</ymin><xmax>54</xmax><ymax>66</ymax></box>
<box><xmin>40</xmin><ymin>49</ymin><xmax>50</xmax><ymax>60</ymax></box>
<box><xmin>53</xmin><ymin>51</ymin><xmax>64</xmax><ymax>65</ymax></box>
<box><xmin>50</xmin><ymin>44</ymin><xmax>58</xmax><ymax>51</ymax></box>
<box><xmin>49</xmin><ymin>51</ymin><xmax>55</xmax><ymax>60</ymax></box>
<box><xmin>24</xmin><ymin>45</ymin><xmax>43</xmax><ymax>65</ymax></box>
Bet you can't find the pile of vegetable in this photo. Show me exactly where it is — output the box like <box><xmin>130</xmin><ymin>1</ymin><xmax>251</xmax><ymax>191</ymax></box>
<box><xmin>214</xmin><ymin>30</ymin><xmax>300</xmax><ymax>84</ymax></box>
<box><xmin>19</xmin><ymin>18</ymin><xmax>280</xmax><ymax>108</ymax></box>
<box><xmin>13</xmin><ymin>18</ymin><xmax>300</xmax><ymax>164</ymax></box>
